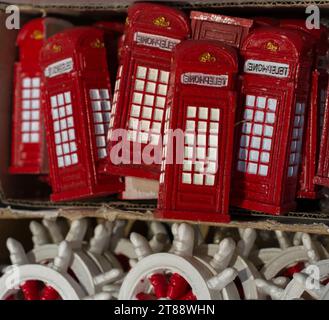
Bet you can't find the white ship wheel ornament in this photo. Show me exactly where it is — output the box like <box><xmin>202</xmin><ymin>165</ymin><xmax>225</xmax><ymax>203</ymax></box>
<box><xmin>27</xmin><ymin>219</ymin><xmax>123</xmax><ymax>296</ymax></box>
<box><xmin>119</xmin><ymin>223</ymin><xmax>239</xmax><ymax>300</ymax></box>
<box><xmin>196</xmin><ymin>228</ymin><xmax>265</xmax><ymax>300</ymax></box>
<box><xmin>261</xmin><ymin>233</ymin><xmax>321</xmax><ymax>280</ymax></box>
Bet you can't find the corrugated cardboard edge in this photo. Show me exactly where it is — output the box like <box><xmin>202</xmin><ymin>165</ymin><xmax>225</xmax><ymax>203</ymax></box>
<box><xmin>1</xmin><ymin>206</ymin><xmax>329</xmax><ymax>235</ymax></box>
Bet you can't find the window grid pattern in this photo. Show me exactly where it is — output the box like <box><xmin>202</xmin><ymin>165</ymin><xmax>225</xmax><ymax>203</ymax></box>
<box><xmin>127</xmin><ymin>65</ymin><xmax>169</xmax><ymax>146</ymax></box>
<box><xmin>21</xmin><ymin>77</ymin><xmax>41</xmax><ymax>143</ymax></box>
<box><xmin>89</xmin><ymin>89</ymin><xmax>111</xmax><ymax>159</ymax></box>
<box><xmin>50</xmin><ymin>92</ymin><xmax>78</xmax><ymax>168</ymax></box>
<box><xmin>159</xmin><ymin>106</ymin><xmax>171</xmax><ymax>184</ymax></box>
<box><xmin>108</xmin><ymin>65</ymin><xmax>122</xmax><ymax>141</ymax></box>
<box><xmin>288</xmin><ymin>102</ymin><xmax>305</xmax><ymax>177</ymax></box>
<box><xmin>237</xmin><ymin>95</ymin><xmax>277</xmax><ymax>177</ymax></box>
<box><xmin>182</xmin><ymin>106</ymin><xmax>220</xmax><ymax>187</ymax></box>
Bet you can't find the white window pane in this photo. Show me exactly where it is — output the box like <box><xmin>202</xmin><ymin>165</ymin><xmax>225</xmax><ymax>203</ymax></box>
<box><xmin>185</xmin><ymin>133</ymin><xmax>195</xmax><ymax>145</ymax></box>
<box><xmin>102</xmin><ymin>101</ymin><xmax>111</xmax><ymax>111</ymax></box>
<box><xmin>135</xmin><ymin>80</ymin><xmax>145</xmax><ymax>91</ymax></box>
<box><xmin>262</xmin><ymin>138</ymin><xmax>272</xmax><ymax>151</ymax></box>
<box><xmin>193</xmin><ymin>174</ymin><xmax>203</xmax><ymax>185</ymax></box>
<box><xmin>154</xmin><ymin>109</ymin><xmax>164</xmax><ymax>121</ymax></box>
<box><xmin>23</xmin><ymin>78</ymin><xmax>31</xmax><ymax>88</ymax></box>
<box><xmin>94</xmin><ymin>113</ymin><xmax>103</xmax><ymax>123</ymax></box>
<box><xmin>208</xmin><ymin>147</ymin><xmax>217</xmax><ymax>161</ymax></box>
<box><xmin>291</xmin><ymin>141</ymin><xmax>297</xmax><ymax>152</ymax></box>
<box><xmin>141</xmin><ymin>120</ymin><xmax>150</xmax><ymax>131</ymax></box>
<box><xmin>255</xmin><ymin>111</ymin><xmax>264</xmax><ymax>122</ymax></box>
<box><xmin>242</xmin><ymin>123</ymin><xmax>252</xmax><ymax>134</ymax></box>
<box><xmin>148</xmin><ymin>68</ymin><xmax>158</xmax><ymax>81</ymax></box>
<box><xmin>259</xmin><ymin>165</ymin><xmax>268</xmax><ymax>176</ymax></box>
<box><xmin>150</xmin><ymin>134</ymin><xmax>160</xmax><ymax>145</ymax></box>
<box><xmin>146</xmin><ymin>82</ymin><xmax>156</xmax><ymax>93</ymax></box>
<box><xmin>97</xmin><ymin>136</ymin><xmax>106</xmax><ymax>147</ymax></box>
<box><xmin>133</xmin><ymin>93</ymin><xmax>143</xmax><ymax>105</ymax></box>
<box><xmin>31</xmin><ymin>111</ymin><xmax>39</xmax><ymax>120</ymax></box>
<box><xmin>182</xmin><ymin>173</ymin><xmax>192</xmax><ymax>184</ymax></box>
<box><xmin>22</xmin><ymin>111</ymin><xmax>31</xmax><ymax>120</ymax></box>
<box><xmin>51</xmin><ymin>96</ymin><xmax>57</xmax><ymax>108</ymax></box>
<box><xmin>64</xmin><ymin>155</ymin><xmax>72</xmax><ymax>166</ymax></box>
<box><xmin>211</xmin><ymin>109</ymin><xmax>220</xmax><ymax>121</ymax></box>
<box><xmin>92</xmin><ymin>101</ymin><xmax>101</xmax><ymax>111</ymax></box>
<box><xmin>160</xmin><ymin>70</ymin><xmax>169</xmax><ymax>83</ymax></box>
<box><xmin>58</xmin><ymin>157</ymin><xmax>64</xmax><ymax>168</ymax></box>
<box><xmin>52</xmin><ymin>109</ymin><xmax>59</xmax><ymax>120</ymax></box>
<box><xmin>249</xmin><ymin>150</ymin><xmax>259</xmax><ymax>161</ymax></box>
<box><xmin>152</xmin><ymin>122</ymin><xmax>161</xmax><ymax>133</ymax></box>
<box><xmin>61</xmin><ymin>131</ymin><xmax>68</xmax><ymax>142</ymax></box>
<box><xmin>240</xmin><ymin>135</ymin><xmax>250</xmax><ymax>148</ymax></box>
<box><xmin>266</xmin><ymin>113</ymin><xmax>275</xmax><ymax>124</ymax></box>
<box><xmin>187</xmin><ymin>106</ymin><xmax>196</xmax><ymax>118</ymax></box>
<box><xmin>248</xmin><ymin>163</ymin><xmax>258</xmax><ymax>174</ymax></box>
<box><xmin>186</xmin><ymin>121</ymin><xmax>195</xmax><ymax>131</ymax></box>
<box><xmin>55</xmin><ymin>133</ymin><xmax>61</xmax><ymax>144</ymax></box>
<box><xmin>22</xmin><ymin>133</ymin><xmax>30</xmax><ymax>143</ymax></box>
<box><xmin>156</xmin><ymin>97</ymin><xmax>166</xmax><ymax>108</ymax></box>
<box><xmin>205</xmin><ymin>175</ymin><xmax>215</xmax><ymax>186</ymax></box>
<box><xmin>22</xmin><ymin>122</ymin><xmax>30</xmax><ymax>132</ymax></box>
<box><xmin>158</xmin><ymin>84</ymin><xmax>168</xmax><ymax>95</ymax></box>
<box><xmin>23</xmin><ymin>100</ymin><xmax>31</xmax><ymax>109</ymax></box>
<box><xmin>288</xmin><ymin>166</ymin><xmax>294</xmax><ymax>177</ymax></box>
<box><xmin>31</xmin><ymin>100</ymin><xmax>40</xmax><ymax>109</ymax></box>
<box><xmin>71</xmin><ymin>153</ymin><xmax>78</xmax><ymax>165</ymax></box>
<box><xmin>60</xmin><ymin>119</ymin><xmax>67</xmax><ymax>130</ymax></box>
<box><xmin>290</xmin><ymin>153</ymin><xmax>296</xmax><ymax>165</ymax></box>
<box><xmin>56</xmin><ymin>145</ymin><xmax>63</xmax><ymax>156</ymax></box>
<box><xmin>207</xmin><ymin>162</ymin><xmax>217</xmax><ymax>174</ymax></box>
<box><xmin>129</xmin><ymin>118</ymin><xmax>139</xmax><ymax>130</ymax></box>
<box><xmin>142</xmin><ymin>107</ymin><xmax>152</xmax><ymax>119</ymax></box>
<box><xmin>32</xmin><ymin>78</ymin><xmax>40</xmax><ymax>87</ymax></box>
<box><xmin>198</xmin><ymin>121</ymin><xmax>207</xmax><ymax>132</ymax></box>
<box><xmin>136</xmin><ymin>66</ymin><xmax>147</xmax><ymax>79</ymax></box>
<box><xmin>246</xmin><ymin>95</ymin><xmax>255</xmax><ymax>107</ymax></box>
<box><xmin>131</xmin><ymin>105</ymin><xmax>141</xmax><ymax>117</ymax></box>
<box><xmin>244</xmin><ymin>109</ymin><xmax>254</xmax><ymax>120</ymax></box>
<box><xmin>59</xmin><ymin>107</ymin><xmax>66</xmax><ymax>118</ymax></box>
<box><xmin>31</xmin><ymin>121</ymin><xmax>39</xmax><ymax>131</ymax></box>
<box><xmin>199</xmin><ymin>107</ymin><xmax>208</xmax><ymax>120</ymax></box>
<box><xmin>209</xmin><ymin>135</ymin><xmax>218</xmax><ymax>147</ymax></box>
<box><xmin>253</xmin><ymin>124</ymin><xmax>263</xmax><ymax>135</ymax></box>
<box><xmin>197</xmin><ymin>134</ymin><xmax>206</xmax><ymax>146</ymax></box>
<box><xmin>32</xmin><ymin>89</ymin><xmax>40</xmax><ymax>98</ymax></box>
<box><xmin>62</xmin><ymin>143</ymin><xmax>70</xmax><ymax>154</ymax></box>
<box><xmin>70</xmin><ymin>142</ymin><xmax>77</xmax><ymax>152</ymax></box>
<box><xmin>195</xmin><ymin>162</ymin><xmax>205</xmax><ymax>173</ymax></box>
<box><xmin>90</xmin><ymin>89</ymin><xmax>100</xmax><ymax>100</ymax></box>
<box><xmin>237</xmin><ymin>161</ymin><xmax>247</xmax><ymax>172</ymax></box>
<box><xmin>183</xmin><ymin>161</ymin><xmax>192</xmax><ymax>172</ymax></box>
<box><xmin>264</xmin><ymin>125</ymin><xmax>273</xmax><ymax>137</ymax></box>
<box><xmin>54</xmin><ymin>122</ymin><xmax>60</xmax><ymax>133</ymax></box>
<box><xmin>267</xmin><ymin>98</ymin><xmax>277</xmax><ymax>111</ymax></box>
<box><xmin>98</xmin><ymin>148</ymin><xmax>107</xmax><ymax>159</ymax></box>
<box><xmin>260</xmin><ymin>152</ymin><xmax>270</xmax><ymax>163</ymax></box>
<box><xmin>257</xmin><ymin>97</ymin><xmax>266</xmax><ymax>109</ymax></box>
<box><xmin>239</xmin><ymin>148</ymin><xmax>248</xmax><ymax>160</ymax></box>
<box><xmin>64</xmin><ymin>92</ymin><xmax>71</xmax><ymax>104</ymax></box>
<box><xmin>68</xmin><ymin>129</ymin><xmax>76</xmax><ymax>140</ymax></box>
<box><xmin>96</xmin><ymin>124</ymin><xmax>105</xmax><ymax>135</ymax></box>
<box><xmin>57</xmin><ymin>94</ymin><xmax>64</xmax><ymax>106</ymax></box>
<box><xmin>185</xmin><ymin>147</ymin><xmax>193</xmax><ymax>159</ymax></box>
<box><xmin>23</xmin><ymin>89</ymin><xmax>31</xmax><ymax>99</ymax></box>
<box><xmin>251</xmin><ymin>137</ymin><xmax>261</xmax><ymax>149</ymax></box>
<box><xmin>100</xmin><ymin>89</ymin><xmax>109</xmax><ymax>99</ymax></box>
<box><xmin>67</xmin><ymin>117</ymin><xmax>74</xmax><ymax>128</ymax></box>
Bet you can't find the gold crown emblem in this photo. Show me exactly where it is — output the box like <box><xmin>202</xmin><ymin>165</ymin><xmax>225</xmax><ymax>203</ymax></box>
<box><xmin>199</xmin><ymin>52</ymin><xmax>216</xmax><ymax>63</ymax></box>
<box><xmin>52</xmin><ymin>44</ymin><xmax>62</xmax><ymax>53</ymax></box>
<box><xmin>153</xmin><ymin>16</ymin><xmax>170</xmax><ymax>28</ymax></box>
<box><xmin>91</xmin><ymin>38</ymin><xmax>105</xmax><ymax>49</ymax></box>
<box><xmin>31</xmin><ymin>30</ymin><xmax>43</xmax><ymax>40</ymax></box>
<box><xmin>266</xmin><ymin>41</ymin><xmax>279</xmax><ymax>52</ymax></box>
<box><xmin>125</xmin><ymin>17</ymin><xmax>130</xmax><ymax>26</ymax></box>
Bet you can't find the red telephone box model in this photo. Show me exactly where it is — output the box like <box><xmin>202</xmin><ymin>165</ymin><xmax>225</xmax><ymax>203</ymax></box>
<box><xmin>39</xmin><ymin>27</ymin><xmax>123</xmax><ymax>202</ymax></box>
<box><xmin>280</xmin><ymin>20</ymin><xmax>329</xmax><ymax>199</ymax></box>
<box><xmin>190</xmin><ymin>11</ymin><xmax>253</xmax><ymax>48</ymax></box>
<box><xmin>10</xmin><ymin>18</ymin><xmax>72</xmax><ymax>175</ymax></box>
<box><xmin>157</xmin><ymin>41</ymin><xmax>238</xmax><ymax>223</ymax></box>
<box><xmin>231</xmin><ymin>28</ymin><xmax>314</xmax><ymax>215</ymax></box>
<box><xmin>106</xmin><ymin>3</ymin><xmax>190</xmax><ymax>180</ymax></box>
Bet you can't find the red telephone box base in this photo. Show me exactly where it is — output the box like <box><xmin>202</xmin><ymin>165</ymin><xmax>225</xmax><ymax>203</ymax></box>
<box><xmin>230</xmin><ymin>199</ymin><xmax>297</xmax><ymax>216</ymax></box>
<box><xmin>297</xmin><ymin>190</ymin><xmax>320</xmax><ymax>200</ymax></box>
<box><xmin>106</xmin><ymin>164</ymin><xmax>160</xmax><ymax>181</ymax></box>
<box><xmin>314</xmin><ymin>176</ymin><xmax>329</xmax><ymax>188</ymax></box>
<box><xmin>50</xmin><ymin>183</ymin><xmax>124</xmax><ymax>202</ymax></box>
<box><xmin>9</xmin><ymin>166</ymin><xmax>44</xmax><ymax>175</ymax></box>
<box><xmin>156</xmin><ymin>209</ymin><xmax>231</xmax><ymax>224</ymax></box>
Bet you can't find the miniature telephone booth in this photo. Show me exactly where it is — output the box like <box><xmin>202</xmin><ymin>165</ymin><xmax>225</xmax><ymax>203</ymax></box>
<box><xmin>10</xmin><ymin>18</ymin><xmax>72</xmax><ymax>175</ymax></box>
<box><xmin>190</xmin><ymin>11</ymin><xmax>254</xmax><ymax>48</ymax></box>
<box><xmin>231</xmin><ymin>28</ymin><xmax>314</xmax><ymax>215</ymax></box>
<box><xmin>280</xmin><ymin>20</ymin><xmax>329</xmax><ymax>199</ymax></box>
<box><xmin>39</xmin><ymin>27</ymin><xmax>123</xmax><ymax>202</ymax></box>
<box><xmin>105</xmin><ymin>3</ymin><xmax>190</xmax><ymax>180</ymax></box>
<box><xmin>157</xmin><ymin>41</ymin><xmax>238</xmax><ymax>223</ymax></box>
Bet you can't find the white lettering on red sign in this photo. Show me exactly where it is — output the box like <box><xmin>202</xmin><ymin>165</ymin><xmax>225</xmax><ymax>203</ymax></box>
<box><xmin>181</xmin><ymin>73</ymin><xmax>228</xmax><ymax>87</ymax></box>
<box><xmin>44</xmin><ymin>58</ymin><xmax>74</xmax><ymax>78</ymax></box>
<box><xmin>244</xmin><ymin>59</ymin><xmax>289</xmax><ymax>78</ymax></box>
<box><xmin>134</xmin><ymin>32</ymin><xmax>180</xmax><ymax>52</ymax></box>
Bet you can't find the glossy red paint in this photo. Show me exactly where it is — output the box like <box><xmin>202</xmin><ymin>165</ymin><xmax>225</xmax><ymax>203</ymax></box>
<box><xmin>39</xmin><ymin>27</ymin><xmax>123</xmax><ymax>202</ymax></box>
<box><xmin>157</xmin><ymin>40</ymin><xmax>238</xmax><ymax>223</ymax></box>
